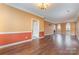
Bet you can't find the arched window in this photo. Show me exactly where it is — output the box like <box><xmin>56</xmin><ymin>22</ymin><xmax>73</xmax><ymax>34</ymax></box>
<box><xmin>66</xmin><ymin>22</ymin><xmax>71</xmax><ymax>31</ymax></box>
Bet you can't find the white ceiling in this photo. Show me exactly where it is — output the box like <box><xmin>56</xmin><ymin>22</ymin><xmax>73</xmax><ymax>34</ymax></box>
<box><xmin>6</xmin><ymin>3</ymin><xmax>79</xmax><ymax>23</ymax></box>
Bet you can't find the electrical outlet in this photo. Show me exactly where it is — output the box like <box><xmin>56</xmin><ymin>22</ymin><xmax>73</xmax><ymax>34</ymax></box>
<box><xmin>25</xmin><ymin>36</ymin><xmax>28</xmax><ymax>39</ymax></box>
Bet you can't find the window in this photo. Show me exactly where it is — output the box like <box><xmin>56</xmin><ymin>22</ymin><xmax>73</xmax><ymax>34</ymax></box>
<box><xmin>66</xmin><ymin>22</ymin><xmax>71</xmax><ymax>30</ymax></box>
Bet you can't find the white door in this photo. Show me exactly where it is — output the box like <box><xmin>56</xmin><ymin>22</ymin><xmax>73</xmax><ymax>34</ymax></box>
<box><xmin>32</xmin><ymin>20</ymin><xmax>39</xmax><ymax>39</ymax></box>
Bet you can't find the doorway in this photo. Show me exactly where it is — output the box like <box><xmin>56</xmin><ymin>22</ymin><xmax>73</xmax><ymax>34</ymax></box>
<box><xmin>65</xmin><ymin>22</ymin><xmax>72</xmax><ymax>47</ymax></box>
<box><xmin>32</xmin><ymin>20</ymin><xmax>39</xmax><ymax>39</ymax></box>
<box><xmin>57</xmin><ymin>24</ymin><xmax>61</xmax><ymax>33</ymax></box>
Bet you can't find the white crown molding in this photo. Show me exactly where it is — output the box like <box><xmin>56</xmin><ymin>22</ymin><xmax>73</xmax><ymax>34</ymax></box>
<box><xmin>5</xmin><ymin>4</ymin><xmax>54</xmax><ymax>24</ymax></box>
<box><xmin>5</xmin><ymin>4</ymin><xmax>44</xmax><ymax>18</ymax></box>
<box><xmin>5</xmin><ymin>3</ymin><xmax>79</xmax><ymax>24</ymax></box>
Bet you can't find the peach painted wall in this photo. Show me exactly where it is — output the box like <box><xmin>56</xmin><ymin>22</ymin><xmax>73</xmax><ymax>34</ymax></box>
<box><xmin>61</xmin><ymin>23</ymin><xmax>66</xmax><ymax>34</ymax></box>
<box><xmin>70</xmin><ymin>22</ymin><xmax>76</xmax><ymax>34</ymax></box>
<box><xmin>44</xmin><ymin>21</ymin><xmax>54</xmax><ymax>35</ymax></box>
<box><xmin>0</xmin><ymin>4</ymin><xmax>45</xmax><ymax>45</ymax></box>
<box><xmin>0</xmin><ymin>4</ymin><xmax>44</xmax><ymax>32</ymax></box>
<box><xmin>61</xmin><ymin>22</ymin><xmax>76</xmax><ymax>34</ymax></box>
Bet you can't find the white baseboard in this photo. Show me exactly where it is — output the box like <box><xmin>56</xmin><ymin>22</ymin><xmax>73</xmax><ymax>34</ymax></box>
<box><xmin>0</xmin><ymin>39</ymin><xmax>32</xmax><ymax>49</ymax></box>
<box><xmin>39</xmin><ymin>36</ymin><xmax>44</xmax><ymax>39</ymax></box>
<box><xmin>45</xmin><ymin>34</ymin><xmax>53</xmax><ymax>36</ymax></box>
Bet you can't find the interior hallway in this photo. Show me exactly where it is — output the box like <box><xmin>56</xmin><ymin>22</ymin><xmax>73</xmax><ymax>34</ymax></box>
<box><xmin>0</xmin><ymin>4</ymin><xmax>79</xmax><ymax>55</ymax></box>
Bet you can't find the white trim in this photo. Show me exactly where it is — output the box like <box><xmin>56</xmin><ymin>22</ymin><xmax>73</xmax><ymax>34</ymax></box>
<box><xmin>45</xmin><ymin>33</ymin><xmax>53</xmax><ymax>36</ymax></box>
<box><xmin>0</xmin><ymin>31</ymin><xmax>32</xmax><ymax>34</ymax></box>
<box><xmin>0</xmin><ymin>39</ymin><xmax>32</xmax><ymax>49</ymax></box>
<box><xmin>32</xmin><ymin>19</ymin><xmax>40</xmax><ymax>39</ymax></box>
<box><xmin>0</xmin><ymin>31</ymin><xmax>44</xmax><ymax>34</ymax></box>
<box><xmin>6</xmin><ymin>4</ymin><xmax>43</xmax><ymax>19</ymax></box>
<box><xmin>39</xmin><ymin>36</ymin><xmax>44</xmax><ymax>39</ymax></box>
<box><xmin>5</xmin><ymin>4</ymin><xmax>77</xmax><ymax>24</ymax></box>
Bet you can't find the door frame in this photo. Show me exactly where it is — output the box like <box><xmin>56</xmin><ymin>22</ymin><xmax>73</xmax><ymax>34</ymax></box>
<box><xmin>32</xmin><ymin>19</ymin><xmax>40</xmax><ymax>39</ymax></box>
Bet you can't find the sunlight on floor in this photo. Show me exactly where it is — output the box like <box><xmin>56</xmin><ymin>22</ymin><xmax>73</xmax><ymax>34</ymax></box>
<box><xmin>53</xmin><ymin>31</ymin><xmax>78</xmax><ymax>54</ymax></box>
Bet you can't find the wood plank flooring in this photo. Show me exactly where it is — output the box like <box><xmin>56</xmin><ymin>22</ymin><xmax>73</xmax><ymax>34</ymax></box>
<box><xmin>0</xmin><ymin>34</ymin><xmax>79</xmax><ymax>55</ymax></box>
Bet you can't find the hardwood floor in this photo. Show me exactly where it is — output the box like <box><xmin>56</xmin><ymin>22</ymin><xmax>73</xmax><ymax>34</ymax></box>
<box><xmin>0</xmin><ymin>34</ymin><xmax>79</xmax><ymax>55</ymax></box>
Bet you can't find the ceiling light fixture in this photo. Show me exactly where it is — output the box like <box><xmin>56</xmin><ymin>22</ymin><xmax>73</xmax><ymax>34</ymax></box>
<box><xmin>37</xmin><ymin>3</ymin><xmax>49</xmax><ymax>10</ymax></box>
